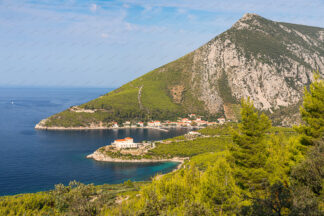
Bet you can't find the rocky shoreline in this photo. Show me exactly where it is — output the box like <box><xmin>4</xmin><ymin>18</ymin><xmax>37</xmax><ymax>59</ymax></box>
<box><xmin>86</xmin><ymin>150</ymin><xmax>188</xmax><ymax>164</ymax></box>
<box><xmin>35</xmin><ymin>118</ymin><xmax>203</xmax><ymax>131</ymax></box>
<box><xmin>35</xmin><ymin>122</ymin><xmax>170</xmax><ymax>131</ymax></box>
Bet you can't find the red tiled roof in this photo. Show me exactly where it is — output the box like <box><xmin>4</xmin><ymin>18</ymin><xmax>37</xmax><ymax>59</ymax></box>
<box><xmin>115</xmin><ymin>139</ymin><xmax>126</xmax><ymax>142</ymax></box>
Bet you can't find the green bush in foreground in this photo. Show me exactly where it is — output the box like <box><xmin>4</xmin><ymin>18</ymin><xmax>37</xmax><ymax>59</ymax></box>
<box><xmin>0</xmin><ymin>181</ymin><xmax>146</xmax><ymax>216</ymax></box>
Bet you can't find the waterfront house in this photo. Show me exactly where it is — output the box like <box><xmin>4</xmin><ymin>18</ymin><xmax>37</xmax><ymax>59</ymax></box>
<box><xmin>112</xmin><ymin>122</ymin><xmax>119</xmax><ymax>128</ymax></box>
<box><xmin>123</xmin><ymin>121</ymin><xmax>131</xmax><ymax>127</ymax></box>
<box><xmin>177</xmin><ymin>122</ymin><xmax>191</xmax><ymax>127</ymax></box>
<box><xmin>148</xmin><ymin>121</ymin><xmax>161</xmax><ymax>127</ymax></box>
<box><xmin>137</xmin><ymin>122</ymin><xmax>144</xmax><ymax>127</ymax></box>
<box><xmin>181</xmin><ymin>118</ymin><xmax>191</xmax><ymax>123</ymax></box>
<box><xmin>195</xmin><ymin>120</ymin><xmax>207</xmax><ymax>126</ymax></box>
<box><xmin>112</xmin><ymin>137</ymin><xmax>138</xmax><ymax>149</ymax></box>
<box><xmin>147</xmin><ymin>121</ymin><xmax>155</xmax><ymax>127</ymax></box>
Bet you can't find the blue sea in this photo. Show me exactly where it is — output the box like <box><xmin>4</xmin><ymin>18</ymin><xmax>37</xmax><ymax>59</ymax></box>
<box><xmin>0</xmin><ymin>87</ymin><xmax>189</xmax><ymax>196</ymax></box>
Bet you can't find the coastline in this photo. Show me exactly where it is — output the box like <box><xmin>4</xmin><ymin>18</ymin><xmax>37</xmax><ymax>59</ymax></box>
<box><xmin>35</xmin><ymin>124</ymin><xmax>177</xmax><ymax>131</ymax></box>
<box><xmin>86</xmin><ymin>150</ymin><xmax>188</xmax><ymax>164</ymax></box>
<box><xmin>35</xmin><ymin>120</ymin><xmax>201</xmax><ymax>131</ymax></box>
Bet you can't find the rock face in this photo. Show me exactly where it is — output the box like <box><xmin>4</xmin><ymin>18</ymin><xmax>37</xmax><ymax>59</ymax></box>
<box><xmin>191</xmin><ymin>13</ymin><xmax>324</xmax><ymax>114</ymax></box>
<box><xmin>40</xmin><ymin>14</ymin><xmax>324</xmax><ymax>127</ymax></box>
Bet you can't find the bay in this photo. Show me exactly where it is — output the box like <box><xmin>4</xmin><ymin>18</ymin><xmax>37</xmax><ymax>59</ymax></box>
<box><xmin>0</xmin><ymin>87</ymin><xmax>189</xmax><ymax>195</ymax></box>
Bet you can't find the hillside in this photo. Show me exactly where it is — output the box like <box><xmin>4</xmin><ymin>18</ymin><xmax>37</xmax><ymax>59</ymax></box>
<box><xmin>38</xmin><ymin>13</ymin><xmax>324</xmax><ymax>128</ymax></box>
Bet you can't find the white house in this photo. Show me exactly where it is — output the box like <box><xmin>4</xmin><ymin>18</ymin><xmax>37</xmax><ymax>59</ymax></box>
<box><xmin>111</xmin><ymin>122</ymin><xmax>119</xmax><ymax>128</ymax></box>
<box><xmin>217</xmin><ymin>118</ymin><xmax>226</xmax><ymax>124</ymax></box>
<box><xmin>112</xmin><ymin>137</ymin><xmax>138</xmax><ymax>149</ymax></box>
<box><xmin>147</xmin><ymin>121</ymin><xmax>155</xmax><ymax>127</ymax></box>
<box><xmin>123</xmin><ymin>121</ymin><xmax>131</xmax><ymax>127</ymax></box>
<box><xmin>195</xmin><ymin>120</ymin><xmax>207</xmax><ymax>126</ymax></box>
<box><xmin>137</xmin><ymin>122</ymin><xmax>144</xmax><ymax>127</ymax></box>
<box><xmin>148</xmin><ymin>121</ymin><xmax>161</xmax><ymax>127</ymax></box>
<box><xmin>181</xmin><ymin>118</ymin><xmax>191</xmax><ymax>123</ymax></box>
<box><xmin>154</xmin><ymin>121</ymin><xmax>161</xmax><ymax>126</ymax></box>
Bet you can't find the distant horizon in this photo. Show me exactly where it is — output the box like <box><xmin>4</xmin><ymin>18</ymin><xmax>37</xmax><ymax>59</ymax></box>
<box><xmin>0</xmin><ymin>85</ymin><xmax>118</xmax><ymax>89</ymax></box>
<box><xmin>1</xmin><ymin>0</ymin><xmax>323</xmax><ymax>87</ymax></box>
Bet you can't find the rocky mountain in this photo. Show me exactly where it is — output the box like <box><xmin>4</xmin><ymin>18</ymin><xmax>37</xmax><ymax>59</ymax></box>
<box><xmin>38</xmin><ymin>13</ymin><xmax>324</xmax><ymax>128</ymax></box>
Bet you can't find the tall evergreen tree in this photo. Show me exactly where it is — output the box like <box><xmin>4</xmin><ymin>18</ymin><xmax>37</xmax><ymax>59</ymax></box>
<box><xmin>231</xmin><ymin>98</ymin><xmax>272</xmax><ymax>190</ymax></box>
<box><xmin>295</xmin><ymin>72</ymin><xmax>324</xmax><ymax>145</ymax></box>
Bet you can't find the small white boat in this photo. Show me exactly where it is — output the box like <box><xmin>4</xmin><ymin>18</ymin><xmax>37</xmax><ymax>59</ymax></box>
<box><xmin>11</xmin><ymin>100</ymin><xmax>14</xmax><ymax>105</ymax></box>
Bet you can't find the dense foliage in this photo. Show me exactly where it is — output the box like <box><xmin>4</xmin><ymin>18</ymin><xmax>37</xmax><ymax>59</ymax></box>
<box><xmin>0</xmin><ymin>181</ymin><xmax>146</xmax><ymax>216</ymax></box>
<box><xmin>295</xmin><ymin>72</ymin><xmax>324</xmax><ymax>145</ymax></box>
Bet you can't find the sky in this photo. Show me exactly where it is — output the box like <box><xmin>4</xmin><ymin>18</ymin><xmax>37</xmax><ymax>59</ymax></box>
<box><xmin>0</xmin><ymin>0</ymin><xmax>324</xmax><ymax>88</ymax></box>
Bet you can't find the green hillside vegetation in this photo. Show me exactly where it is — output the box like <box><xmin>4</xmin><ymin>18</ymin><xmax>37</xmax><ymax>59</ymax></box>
<box><xmin>0</xmin><ymin>181</ymin><xmax>147</xmax><ymax>216</ymax></box>
<box><xmin>44</xmin><ymin>53</ymin><xmax>213</xmax><ymax>127</ymax></box>
<box><xmin>148</xmin><ymin>137</ymin><xmax>229</xmax><ymax>158</ymax></box>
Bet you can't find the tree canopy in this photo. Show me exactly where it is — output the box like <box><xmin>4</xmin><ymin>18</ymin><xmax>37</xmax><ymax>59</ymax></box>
<box><xmin>295</xmin><ymin>72</ymin><xmax>324</xmax><ymax>145</ymax></box>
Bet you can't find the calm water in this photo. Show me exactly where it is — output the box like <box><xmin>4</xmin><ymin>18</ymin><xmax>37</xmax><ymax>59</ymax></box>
<box><xmin>0</xmin><ymin>87</ymin><xmax>189</xmax><ymax>195</ymax></box>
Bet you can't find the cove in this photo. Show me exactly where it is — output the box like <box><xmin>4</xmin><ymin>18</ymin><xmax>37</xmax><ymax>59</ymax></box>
<box><xmin>0</xmin><ymin>87</ymin><xmax>189</xmax><ymax>195</ymax></box>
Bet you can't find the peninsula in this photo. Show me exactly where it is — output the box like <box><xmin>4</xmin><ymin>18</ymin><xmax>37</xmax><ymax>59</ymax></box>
<box><xmin>86</xmin><ymin>128</ymin><xmax>215</xmax><ymax>163</ymax></box>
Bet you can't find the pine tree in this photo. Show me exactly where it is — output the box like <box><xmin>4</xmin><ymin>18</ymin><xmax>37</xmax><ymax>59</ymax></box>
<box><xmin>295</xmin><ymin>72</ymin><xmax>324</xmax><ymax>145</ymax></box>
<box><xmin>231</xmin><ymin>98</ymin><xmax>272</xmax><ymax>190</ymax></box>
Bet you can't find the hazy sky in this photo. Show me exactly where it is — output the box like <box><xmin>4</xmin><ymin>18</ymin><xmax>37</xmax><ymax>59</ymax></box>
<box><xmin>1</xmin><ymin>0</ymin><xmax>323</xmax><ymax>87</ymax></box>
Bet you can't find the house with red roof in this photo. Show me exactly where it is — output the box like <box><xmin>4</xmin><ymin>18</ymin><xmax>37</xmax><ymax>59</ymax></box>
<box><xmin>112</xmin><ymin>137</ymin><xmax>138</xmax><ymax>149</ymax></box>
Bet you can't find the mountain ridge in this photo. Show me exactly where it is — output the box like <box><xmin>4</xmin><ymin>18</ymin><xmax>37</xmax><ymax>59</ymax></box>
<box><xmin>38</xmin><ymin>13</ymin><xmax>324</xmax><ymax>128</ymax></box>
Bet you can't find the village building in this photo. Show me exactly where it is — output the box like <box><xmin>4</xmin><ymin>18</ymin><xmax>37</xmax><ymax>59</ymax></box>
<box><xmin>137</xmin><ymin>122</ymin><xmax>144</xmax><ymax>127</ymax></box>
<box><xmin>162</xmin><ymin>121</ymin><xmax>178</xmax><ymax>127</ymax></box>
<box><xmin>112</xmin><ymin>137</ymin><xmax>138</xmax><ymax>149</ymax></box>
<box><xmin>217</xmin><ymin>118</ymin><xmax>226</xmax><ymax>124</ymax></box>
<box><xmin>195</xmin><ymin>120</ymin><xmax>207</xmax><ymax>126</ymax></box>
<box><xmin>177</xmin><ymin>121</ymin><xmax>191</xmax><ymax>127</ymax></box>
<box><xmin>111</xmin><ymin>122</ymin><xmax>119</xmax><ymax>128</ymax></box>
<box><xmin>181</xmin><ymin>118</ymin><xmax>191</xmax><ymax>123</ymax></box>
<box><xmin>147</xmin><ymin>121</ymin><xmax>154</xmax><ymax>127</ymax></box>
<box><xmin>123</xmin><ymin>121</ymin><xmax>131</xmax><ymax>127</ymax></box>
<box><xmin>148</xmin><ymin>121</ymin><xmax>161</xmax><ymax>127</ymax></box>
